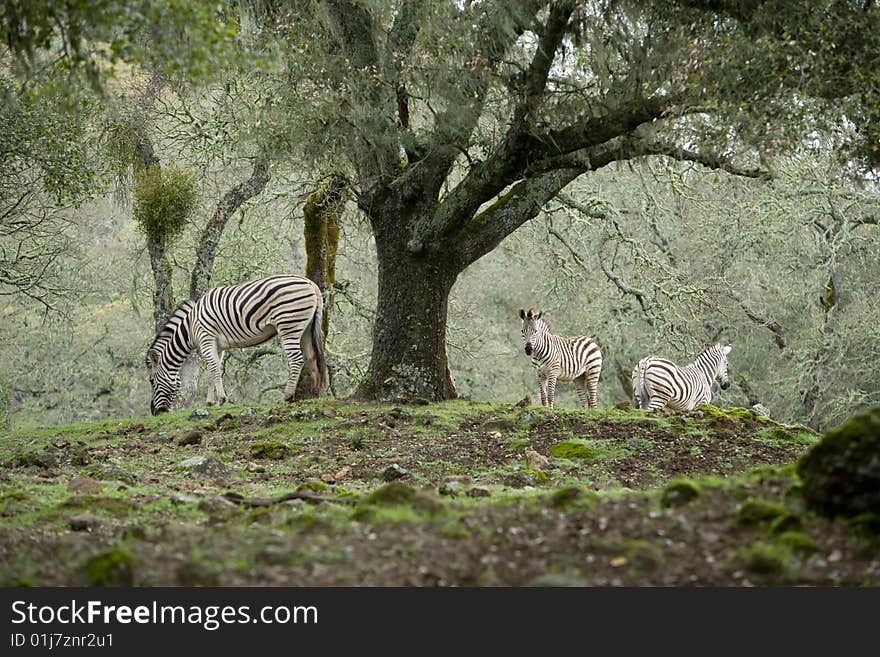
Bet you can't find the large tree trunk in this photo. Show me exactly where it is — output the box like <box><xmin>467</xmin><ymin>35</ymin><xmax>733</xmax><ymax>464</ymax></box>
<box><xmin>146</xmin><ymin>241</ymin><xmax>174</xmax><ymax>334</ymax></box>
<box><xmin>356</xmin><ymin>238</ymin><xmax>458</xmax><ymax>401</ymax></box>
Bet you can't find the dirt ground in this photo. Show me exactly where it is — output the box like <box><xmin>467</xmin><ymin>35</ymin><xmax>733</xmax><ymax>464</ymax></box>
<box><xmin>1</xmin><ymin>400</ymin><xmax>876</xmax><ymax>586</ymax></box>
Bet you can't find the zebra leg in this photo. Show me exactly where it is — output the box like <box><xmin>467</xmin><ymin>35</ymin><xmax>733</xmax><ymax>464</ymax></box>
<box><xmin>198</xmin><ymin>338</ymin><xmax>227</xmax><ymax>406</ymax></box>
<box><xmin>546</xmin><ymin>375</ymin><xmax>558</xmax><ymax>409</ymax></box>
<box><xmin>574</xmin><ymin>376</ymin><xmax>590</xmax><ymax>409</ymax></box>
<box><xmin>536</xmin><ymin>372</ymin><xmax>548</xmax><ymax>407</ymax></box>
<box><xmin>280</xmin><ymin>334</ymin><xmax>306</xmax><ymax>402</ymax></box>
<box><xmin>586</xmin><ymin>367</ymin><xmax>600</xmax><ymax>409</ymax></box>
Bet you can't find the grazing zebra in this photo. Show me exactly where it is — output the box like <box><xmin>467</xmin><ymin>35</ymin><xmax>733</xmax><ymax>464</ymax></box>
<box><xmin>631</xmin><ymin>344</ymin><xmax>732</xmax><ymax>411</ymax></box>
<box><xmin>146</xmin><ymin>275</ymin><xmax>327</xmax><ymax>415</ymax></box>
<box><xmin>519</xmin><ymin>307</ymin><xmax>603</xmax><ymax>409</ymax></box>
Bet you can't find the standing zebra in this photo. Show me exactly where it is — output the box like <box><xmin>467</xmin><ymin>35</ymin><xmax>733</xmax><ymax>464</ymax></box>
<box><xmin>519</xmin><ymin>307</ymin><xmax>603</xmax><ymax>409</ymax></box>
<box><xmin>631</xmin><ymin>344</ymin><xmax>732</xmax><ymax>411</ymax></box>
<box><xmin>146</xmin><ymin>275</ymin><xmax>327</xmax><ymax>415</ymax></box>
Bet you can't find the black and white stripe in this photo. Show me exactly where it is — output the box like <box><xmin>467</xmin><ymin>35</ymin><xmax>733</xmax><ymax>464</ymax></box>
<box><xmin>631</xmin><ymin>344</ymin><xmax>732</xmax><ymax>411</ymax></box>
<box><xmin>519</xmin><ymin>307</ymin><xmax>603</xmax><ymax>409</ymax></box>
<box><xmin>146</xmin><ymin>275</ymin><xmax>326</xmax><ymax>415</ymax></box>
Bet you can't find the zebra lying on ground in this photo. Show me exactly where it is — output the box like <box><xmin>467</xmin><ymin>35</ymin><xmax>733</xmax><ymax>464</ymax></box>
<box><xmin>519</xmin><ymin>307</ymin><xmax>603</xmax><ymax>409</ymax></box>
<box><xmin>631</xmin><ymin>344</ymin><xmax>732</xmax><ymax>411</ymax></box>
<box><xmin>146</xmin><ymin>275</ymin><xmax>327</xmax><ymax>415</ymax></box>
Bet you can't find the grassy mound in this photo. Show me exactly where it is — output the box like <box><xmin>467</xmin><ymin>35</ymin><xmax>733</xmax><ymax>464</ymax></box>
<box><xmin>3</xmin><ymin>399</ymin><xmax>873</xmax><ymax>586</ymax></box>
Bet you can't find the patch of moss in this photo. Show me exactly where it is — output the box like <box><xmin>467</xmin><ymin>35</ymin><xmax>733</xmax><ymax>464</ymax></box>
<box><xmin>736</xmin><ymin>542</ymin><xmax>789</xmax><ymax>578</ymax></box>
<box><xmin>626</xmin><ymin>540</ymin><xmax>663</xmax><ymax>573</ymax></box>
<box><xmin>60</xmin><ymin>495</ymin><xmax>133</xmax><ymax>517</ymax></box>
<box><xmin>296</xmin><ymin>479</ymin><xmax>329</xmax><ymax>493</ymax></box>
<box><xmin>509</xmin><ymin>437</ymin><xmax>531</xmax><ymax>450</ymax></box>
<box><xmin>661</xmin><ymin>478</ymin><xmax>701</xmax><ymax>508</ymax></box>
<box><xmin>361</xmin><ymin>482</ymin><xmax>443</xmax><ymax>514</ymax></box>
<box><xmin>774</xmin><ymin>531</ymin><xmax>817</xmax><ymax>555</ymax></box>
<box><xmin>524</xmin><ymin>468</ymin><xmax>549</xmax><ymax>484</ymax></box>
<box><xmin>83</xmin><ymin>548</ymin><xmax>136</xmax><ymax>586</ymax></box>
<box><xmin>735</xmin><ymin>498</ymin><xmax>789</xmax><ymax>526</ymax></box>
<box><xmin>697</xmin><ymin>404</ymin><xmax>769</xmax><ymax>424</ymax></box>
<box><xmin>549</xmin><ymin>486</ymin><xmax>586</xmax><ymax>509</ymax></box>
<box><xmin>797</xmin><ymin>406</ymin><xmax>880</xmax><ymax>523</ymax></box>
<box><xmin>249</xmin><ymin>441</ymin><xmax>291</xmax><ymax>460</ymax></box>
<box><xmin>769</xmin><ymin>512</ymin><xmax>803</xmax><ymax>534</ymax></box>
<box><xmin>548</xmin><ymin>439</ymin><xmax>597</xmax><ymax>460</ymax></box>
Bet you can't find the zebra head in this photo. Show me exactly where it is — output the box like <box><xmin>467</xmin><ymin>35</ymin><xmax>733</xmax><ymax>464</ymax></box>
<box><xmin>146</xmin><ymin>348</ymin><xmax>180</xmax><ymax>415</ymax></box>
<box><xmin>519</xmin><ymin>307</ymin><xmax>548</xmax><ymax>356</ymax></box>
<box><xmin>716</xmin><ymin>344</ymin><xmax>732</xmax><ymax>390</ymax></box>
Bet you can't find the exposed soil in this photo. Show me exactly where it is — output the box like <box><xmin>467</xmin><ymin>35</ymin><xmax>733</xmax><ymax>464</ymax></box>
<box><xmin>0</xmin><ymin>400</ymin><xmax>876</xmax><ymax>586</ymax></box>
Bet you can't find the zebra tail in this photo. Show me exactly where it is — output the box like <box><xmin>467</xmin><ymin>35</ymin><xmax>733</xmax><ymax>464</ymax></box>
<box><xmin>309</xmin><ymin>294</ymin><xmax>328</xmax><ymax>392</ymax></box>
<box><xmin>636</xmin><ymin>360</ymin><xmax>651</xmax><ymax>410</ymax></box>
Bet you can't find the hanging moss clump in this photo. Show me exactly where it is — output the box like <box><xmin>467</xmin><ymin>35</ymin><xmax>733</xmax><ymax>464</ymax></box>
<box><xmin>797</xmin><ymin>406</ymin><xmax>880</xmax><ymax>525</ymax></box>
<box><xmin>133</xmin><ymin>165</ymin><xmax>198</xmax><ymax>245</ymax></box>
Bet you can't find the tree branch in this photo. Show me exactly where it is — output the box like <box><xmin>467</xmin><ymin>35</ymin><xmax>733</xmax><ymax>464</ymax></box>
<box><xmin>189</xmin><ymin>153</ymin><xmax>270</xmax><ymax>299</ymax></box>
<box><xmin>454</xmin><ymin>167</ymin><xmax>582</xmax><ymax>267</ymax></box>
<box><xmin>726</xmin><ymin>288</ymin><xmax>787</xmax><ymax>349</ymax></box>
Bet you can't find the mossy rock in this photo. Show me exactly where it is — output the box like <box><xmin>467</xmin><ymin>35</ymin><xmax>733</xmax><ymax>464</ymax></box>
<box><xmin>774</xmin><ymin>531</ymin><xmax>817</xmax><ymax>555</ymax></box>
<box><xmin>84</xmin><ymin>548</ymin><xmax>136</xmax><ymax>586</ymax></box>
<box><xmin>736</xmin><ymin>542</ymin><xmax>789</xmax><ymax>577</ymax></box>
<box><xmin>661</xmin><ymin>478</ymin><xmax>701</xmax><ymax>508</ymax></box>
<box><xmin>697</xmin><ymin>404</ymin><xmax>768</xmax><ymax>424</ymax></box>
<box><xmin>296</xmin><ymin>479</ymin><xmax>329</xmax><ymax>493</ymax></box>
<box><xmin>549</xmin><ymin>486</ymin><xmax>584</xmax><ymax>509</ymax></box>
<box><xmin>769</xmin><ymin>512</ymin><xmax>803</xmax><ymax>534</ymax></box>
<box><xmin>249</xmin><ymin>441</ymin><xmax>291</xmax><ymax>460</ymax></box>
<box><xmin>797</xmin><ymin>406</ymin><xmax>880</xmax><ymax>523</ymax></box>
<box><xmin>361</xmin><ymin>482</ymin><xmax>443</xmax><ymax>514</ymax></box>
<box><xmin>735</xmin><ymin>498</ymin><xmax>789</xmax><ymax>526</ymax></box>
<box><xmin>548</xmin><ymin>439</ymin><xmax>597</xmax><ymax>460</ymax></box>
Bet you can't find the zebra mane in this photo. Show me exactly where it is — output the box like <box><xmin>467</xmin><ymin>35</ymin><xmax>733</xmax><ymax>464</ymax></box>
<box><xmin>147</xmin><ymin>300</ymin><xmax>195</xmax><ymax>354</ymax></box>
<box><xmin>525</xmin><ymin>307</ymin><xmax>552</xmax><ymax>331</ymax></box>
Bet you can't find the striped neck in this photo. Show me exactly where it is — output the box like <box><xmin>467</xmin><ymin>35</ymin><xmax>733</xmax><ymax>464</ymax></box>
<box><xmin>688</xmin><ymin>347</ymin><xmax>722</xmax><ymax>385</ymax></box>
<box><xmin>149</xmin><ymin>301</ymin><xmax>196</xmax><ymax>368</ymax></box>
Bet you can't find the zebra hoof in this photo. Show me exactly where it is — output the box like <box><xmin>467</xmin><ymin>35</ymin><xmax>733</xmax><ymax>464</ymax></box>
<box><xmin>283</xmin><ymin>392</ymin><xmax>295</xmax><ymax>403</ymax></box>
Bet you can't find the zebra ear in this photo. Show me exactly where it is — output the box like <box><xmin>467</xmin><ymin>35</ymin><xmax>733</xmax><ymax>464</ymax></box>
<box><xmin>536</xmin><ymin>311</ymin><xmax>543</xmax><ymax>320</ymax></box>
<box><xmin>722</xmin><ymin>344</ymin><xmax>732</xmax><ymax>355</ymax></box>
<box><xmin>519</xmin><ymin>308</ymin><xmax>526</xmax><ymax>320</ymax></box>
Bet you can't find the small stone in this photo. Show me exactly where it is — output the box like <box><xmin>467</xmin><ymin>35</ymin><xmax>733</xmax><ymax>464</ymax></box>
<box><xmin>68</xmin><ymin>476</ymin><xmax>102</xmax><ymax>494</ymax></box>
<box><xmin>503</xmin><ymin>472</ymin><xmax>535</xmax><ymax>488</ymax></box>
<box><xmin>333</xmin><ymin>465</ymin><xmax>352</xmax><ymax>481</ymax></box>
<box><xmin>197</xmin><ymin>495</ymin><xmax>237</xmax><ymax>518</ymax></box>
<box><xmin>189</xmin><ymin>409</ymin><xmax>211</xmax><ymax>419</ymax></box>
<box><xmin>382</xmin><ymin>463</ymin><xmax>409</xmax><ymax>482</ymax></box>
<box><xmin>525</xmin><ymin>449</ymin><xmax>551</xmax><ymax>470</ymax></box>
<box><xmin>170</xmin><ymin>493</ymin><xmax>199</xmax><ymax>504</ymax></box>
<box><xmin>179</xmin><ymin>455</ymin><xmax>234</xmax><ymax>478</ymax></box>
<box><xmin>215</xmin><ymin>412</ymin><xmax>234</xmax><ymax>427</ymax></box>
<box><xmin>752</xmin><ymin>403</ymin><xmax>772</xmax><ymax>418</ymax></box>
<box><xmin>519</xmin><ymin>411</ymin><xmax>539</xmax><ymax>427</ymax></box>
<box><xmin>87</xmin><ymin>465</ymin><xmax>138</xmax><ymax>485</ymax></box>
<box><xmin>246</xmin><ymin>462</ymin><xmax>266</xmax><ymax>474</ymax></box>
<box><xmin>70</xmin><ymin>513</ymin><xmax>101</xmax><ymax>531</ymax></box>
<box><xmin>467</xmin><ymin>487</ymin><xmax>491</xmax><ymax>498</ymax></box>
<box><xmin>178</xmin><ymin>429</ymin><xmax>203</xmax><ymax>446</ymax></box>
<box><xmin>438</xmin><ymin>481</ymin><xmax>461</xmax><ymax>497</ymax></box>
